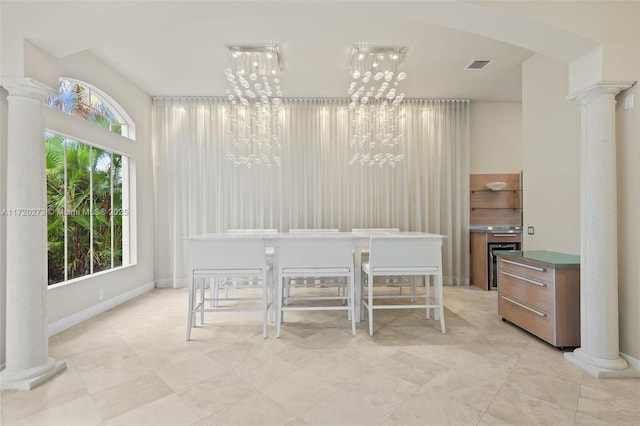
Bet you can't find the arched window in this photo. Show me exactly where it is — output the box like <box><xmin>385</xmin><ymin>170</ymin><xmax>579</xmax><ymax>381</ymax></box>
<box><xmin>47</xmin><ymin>78</ymin><xmax>136</xmax><ymax>139</ymax></box>
<box><xmin>45</xmin><ymin>78</ymin><xmax>135</xmax><ymax>285</ymax></box>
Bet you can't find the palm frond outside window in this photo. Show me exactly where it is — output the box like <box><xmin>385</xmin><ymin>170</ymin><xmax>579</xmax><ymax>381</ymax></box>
<box><xmin>45</xmin><ymin>78</ymin><xmax>132</xmax><ymax>285</ymax></box>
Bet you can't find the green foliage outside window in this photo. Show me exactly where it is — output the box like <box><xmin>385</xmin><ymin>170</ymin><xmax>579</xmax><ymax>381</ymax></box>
<box><xmin>46</xmin><ymin>134</ymin><xmax>123</xmax><ymax>284</ymax></box>
<box><xmin>46</xmin><ymin>80</ymin><xmax>126</xmax><ymax>285</ymax></box>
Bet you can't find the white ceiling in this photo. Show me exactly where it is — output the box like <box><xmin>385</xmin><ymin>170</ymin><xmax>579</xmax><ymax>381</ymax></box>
<box><xmin>2</xmin><ymin>1</ymin><xmax>594</xmax><ymax>102</ymax></box>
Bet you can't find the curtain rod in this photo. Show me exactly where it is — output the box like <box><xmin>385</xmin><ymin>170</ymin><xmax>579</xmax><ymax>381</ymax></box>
<box><xmin>153</xmin><ymin>96</ymin><xmax>470</xmax><ymax>103</ymax></box>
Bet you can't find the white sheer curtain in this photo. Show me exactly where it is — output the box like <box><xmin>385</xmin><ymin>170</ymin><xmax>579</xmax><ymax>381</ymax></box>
<box><xmin>152</xmin><ymin>97</ymin><xmax>469</xmax><ymax>287</ymax></box>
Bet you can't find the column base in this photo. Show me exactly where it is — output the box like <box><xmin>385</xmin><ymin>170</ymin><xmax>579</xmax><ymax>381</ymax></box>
<box><xmin>0</xmin><ymin>357</ymin><xmax>67</xmax><ymax>390</ymax></box>
<box><xmin>565</xmin><ymin>348</ymin><xmax>640</xmax><ymax>378</ymax></box>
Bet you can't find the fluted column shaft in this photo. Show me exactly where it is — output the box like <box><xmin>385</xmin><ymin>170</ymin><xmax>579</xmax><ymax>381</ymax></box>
<box><xmin>0</xmin><ymin>78</ymin><xmax>66</xmax><ymax>390</ymax></box>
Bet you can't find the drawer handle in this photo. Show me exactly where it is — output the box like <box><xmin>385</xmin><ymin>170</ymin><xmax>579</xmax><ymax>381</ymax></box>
<box><xmin>500</xmin><ymin>271</ymin><xmax>547</xmax><ymax>287</ymax></box>
<box><xmin>500</xmin><ymin>259</ymin><xmax>546</xmax><ymax>272</ymax></box>
<box><xmin>501</xmin><ymin>295</ymin><xmax>547</xmax><ymax>317</ymax></box>
<box><xmin>492</xmin><ymin>234</ymin><xmax>519</xmax><ymax>237</ymax></box>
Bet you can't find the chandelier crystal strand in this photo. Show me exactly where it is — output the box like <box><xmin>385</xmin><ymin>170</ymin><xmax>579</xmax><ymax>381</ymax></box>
<box><xmin>347</xmin><ymin>46</ymin><xmax>407</xmax><ymax>168</ymax></box>
<box><xmin>225</xmin><ymin>46</ymin><xmax>283</xmax><ymax>168</ymax></box>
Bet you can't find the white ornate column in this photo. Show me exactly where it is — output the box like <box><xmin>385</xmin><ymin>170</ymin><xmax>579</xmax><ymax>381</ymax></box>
<box><xmin>0</xmin><ymin>78</ymin><xmax>67</xmax><ymax>390</ymax></box>
<box><xmin>564</xmin><ymin>82</ymin><xmax>639</xmax><ymax>378</ymax></box>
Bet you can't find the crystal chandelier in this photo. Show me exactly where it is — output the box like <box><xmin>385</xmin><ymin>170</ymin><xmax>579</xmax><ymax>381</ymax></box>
<box><xmin>347</xmin><ymin>45</ymin><xmax>407</xmax><ymax>168</ymax></box>
<box><xmin>224</xmin><ymin>45</ymin><xmax>283</xmax><ymax>168</ymax></box>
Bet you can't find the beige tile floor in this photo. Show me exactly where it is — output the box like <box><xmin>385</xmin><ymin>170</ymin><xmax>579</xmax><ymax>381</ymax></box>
<box><xmin>1</xmin><ymin>285</ymin><xmax>639</xmax><ymax>426</ymax></box>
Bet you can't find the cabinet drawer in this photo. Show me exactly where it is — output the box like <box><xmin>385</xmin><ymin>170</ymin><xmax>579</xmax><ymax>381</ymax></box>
<box><xmin>499</xmin><ymin>295</ymin><xmax>554</xmax><ymax>344</ymax></box>
<box><xmin>487</xmin><ymin>233</ymin><xmax>521</xmax><ymax>243</ymax></box>
<box><xmin>499</xmin><ymin>269</ymin><xmax>553</xmax><ymax>313</ymax></box>
<box><xmin>498</xmin><ymin>257</ymin><xmax>552</xmax><ymax>282</ymax></box>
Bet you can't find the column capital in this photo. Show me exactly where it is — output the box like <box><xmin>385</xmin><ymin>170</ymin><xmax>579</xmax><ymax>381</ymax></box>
<box><xmin>1</xmin><ymin>77</ymin><xmax>56</xmax><ymax>101</ymax></box>
<box><xmin>568</xmin><ymin>81</ymin><xmax>635</xmax><ymax>104</ymax></box>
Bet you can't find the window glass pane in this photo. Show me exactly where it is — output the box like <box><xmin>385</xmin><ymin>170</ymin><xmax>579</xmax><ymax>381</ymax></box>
<box><xmin>46</xmin><ymin>133</ymin><xmax>66</xmax><ymax>285</ymax></box>
<box><xmin>92</xmin><ymin>147</ymin><xmax>112</xmax><ymax>272</ymax></box>
<box><xmin>66</xmin><ymin>140</ymin><xmax>92</xmax><ymax>280</ymax></box>
<box><xmin>112</xmin><ymin>153</ymin><xmax>124</xmax><ymax>267</ymax></box>
<box><xmin>47</xmin><ymin>79</ymin><xmax>128</xmax><ymax>137</ymax></box>
<box><xmin>46</xmin><ymin>132</ymin><xmax>128</xmax><ymax>283</ymax></box>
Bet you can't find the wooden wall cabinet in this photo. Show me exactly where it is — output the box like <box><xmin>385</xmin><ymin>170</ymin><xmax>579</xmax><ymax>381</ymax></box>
<box><xmin>470</xmin><ymin>173</ymin><xmax>522</xmax><ymax>226</ymax></box>
<box><xmin>497</xmin><ymin>250</ymin><xmax>581</xmax><ymax>348</ymax></box>
<box><xmin>469</xmin><ymin>172</ymin><xmax>523</xmax><ymax>290</ymax></box>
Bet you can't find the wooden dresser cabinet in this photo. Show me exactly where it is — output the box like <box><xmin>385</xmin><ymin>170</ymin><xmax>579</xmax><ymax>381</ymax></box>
<box><xmin>496</xmin><ymin>250</ymin><xmax>580</xmax><ymax>348</ymax></box>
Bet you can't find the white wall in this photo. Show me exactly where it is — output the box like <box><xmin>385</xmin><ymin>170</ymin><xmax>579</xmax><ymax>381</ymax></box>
<box><xmin>0</xmin><ymin>88</ymin><xmax>7</xmax><ymax>366</ymax></box>
<box><xmin>469</xmin><ymin>102</ymin><xmax>522</xmax><ymax>174</ymax></box>
<box><xmin>521</xmin><ymin>54</ymin><xmax>581</xmax><ymax>254</ymax></box>
<box><xmin>616</xmin><ymin>83</ymin><xmax>640</xmax><ymax>363</ymax></box>
<box><xmin>487</xmin><ymin>0</ymin><xmax>638</xmax><ymax>89</ymax></box>
<box><xmin>22</xmin><ymin>49</ymin><xmax>156</xmax><ymax>325</ymax></box>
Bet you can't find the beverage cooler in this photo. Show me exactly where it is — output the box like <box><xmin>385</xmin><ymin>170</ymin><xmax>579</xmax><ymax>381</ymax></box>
<box><xmin>488</xmin><ymin>241</ymin><xmax>519</xmax><ymax>289</ymax></box>
<box><xmin>470</xmin><ymin>226</ymin><xmax>522</xmax><ymax>291</ymax></box>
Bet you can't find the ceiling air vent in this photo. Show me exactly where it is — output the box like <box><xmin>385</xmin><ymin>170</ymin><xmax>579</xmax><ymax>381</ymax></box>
<box><xmin>465</xmin><ymin>60</ymin><xmax>492</xmax><ymax>70</ymax></box>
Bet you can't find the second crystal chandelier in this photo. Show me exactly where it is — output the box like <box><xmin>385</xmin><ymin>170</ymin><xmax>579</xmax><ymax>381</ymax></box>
<box><xmin>347</xmin><ymin>45</ymin><xmax>407</xmax><ymax>168</ymax></box>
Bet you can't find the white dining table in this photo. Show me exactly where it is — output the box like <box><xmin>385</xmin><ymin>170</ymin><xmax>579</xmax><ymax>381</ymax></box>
<box><xmin>187</xmin><ymin>231</ymin><xmax>446</xmax><ymax>322</ymax></box>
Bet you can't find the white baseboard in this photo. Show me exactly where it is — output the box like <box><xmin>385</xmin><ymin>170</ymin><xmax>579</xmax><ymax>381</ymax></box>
<box><xmin>155</xmin><ymin>278</ymin><xmax>173</xmax><ymax>288</ymax></box>
<box><xmin>621</xmin><ymin>352</ymin><xmax>640</xmax><ymax>371</ymax></box>
<box><xmin>47</xmin><ymin>281</ymin><xmax>155</xmax><ymax>337</ymax></box>
<box><xmin>156</xmin><ymin>278</ymin><xmax>187</xmax><ymax>289</ymax></box>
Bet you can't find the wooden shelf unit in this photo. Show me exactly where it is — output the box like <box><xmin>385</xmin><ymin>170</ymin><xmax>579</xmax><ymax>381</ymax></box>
<box><xmin>470</xmin><ymin>173</ymin><xmax>522</xmax><ymax>226</ymax></box>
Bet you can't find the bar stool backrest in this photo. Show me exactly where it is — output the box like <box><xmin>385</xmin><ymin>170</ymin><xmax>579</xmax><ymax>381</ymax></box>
<box><xmin>279</xmin><ymin>236</ymin><xmax>353</xmax><ymax>271</ymax></box>
<box><xmin>369</xmin><ymin>236</ymin><xmax>441</xmax><ymax>273</ymax></box>
<box><xmin>189</xmin><ymin>237</ymin><xmax>266</xmax><ymax>272</ymax></box>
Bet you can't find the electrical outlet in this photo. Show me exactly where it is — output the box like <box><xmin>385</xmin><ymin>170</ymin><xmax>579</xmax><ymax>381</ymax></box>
<box><xmin>624</xmin><ymin>93</ymin><xmax>634</xmax><ymax>110</ymax></box>
<box><xmin>527</xmin><ymin>226</ymin><xmax>535</xmax><ymax>235</ymax></box>
<box><xmin>98</xmin><ymin>289</ymin><xmax>104</xmax><ymax>300</ymax></box>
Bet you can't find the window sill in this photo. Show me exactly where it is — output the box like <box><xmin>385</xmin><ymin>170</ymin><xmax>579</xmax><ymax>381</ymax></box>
<box><xmin>47</xmin><ymin>263</ymin><xmax>137</xmax><ymax>289</ymax></box>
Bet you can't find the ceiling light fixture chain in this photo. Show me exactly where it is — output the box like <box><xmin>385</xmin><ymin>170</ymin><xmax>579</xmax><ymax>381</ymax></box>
<box><xmin>224</xmin><ymin>45</ymin><xmax>283</xmax><ymax>168</ymax></box>
<box><xmin>347</xmin><ymin>44</ymin><xmax>407</xmax><ymax>168</ymax></box>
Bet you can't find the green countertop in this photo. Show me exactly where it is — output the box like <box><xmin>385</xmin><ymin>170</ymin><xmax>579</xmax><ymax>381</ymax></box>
<box><xmin>494</xmin><ymin>250</ymin><xmax>580</xmax><ymax>267</ymax></box>
<box><xmin>469</xmin><ymin>226</ymin><xmax>522</xmax><ymax>233</ymax></box>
